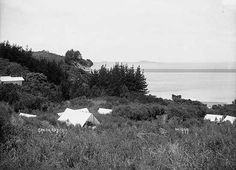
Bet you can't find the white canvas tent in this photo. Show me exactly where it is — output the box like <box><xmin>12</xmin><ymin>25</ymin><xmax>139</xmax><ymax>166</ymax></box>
<box><xmin>57</xmin><ymin>108</ymin><xmax>73</xmax><ymax>116</ymax></box>
<box><xmin>19</xmin><ymin>113</ymin><xmax>37</xmax><ymax>118</ymax></box>
<box><xmin>98</xmin><ymin>108</ymin><xmax>112</xmax><ymax>115</ymax></box>
<box><xmin>204</xmin><ymin>114</ymin><xmax>224</xmax><ymax>122</ymax></box>
<box><xmin>223</xmin><ymin>116</ymin><xmax>236</xmax><ymax>124</ymax></box>
<box><xmin>57</xmin><ymin>108</ymin><xmax>100</xmax><ymax>127</ymax></box>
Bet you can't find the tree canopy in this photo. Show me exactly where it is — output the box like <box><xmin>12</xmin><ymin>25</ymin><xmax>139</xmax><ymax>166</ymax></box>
<box><xmin>89</xmin><ymin>64</ymin><xmax>148</xmax><ymax>96</ymax></box>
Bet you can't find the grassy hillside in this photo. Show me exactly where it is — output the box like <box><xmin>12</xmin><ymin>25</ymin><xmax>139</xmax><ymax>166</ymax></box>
<box><xmin>32</xmin><ymin>50</ymin><xmax>65</xmax><ymax>63</ymax></box>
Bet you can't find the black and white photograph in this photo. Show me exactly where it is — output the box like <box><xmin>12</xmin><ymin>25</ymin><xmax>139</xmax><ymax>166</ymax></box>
<box><xmin>0</xmin><ymin>0</ymin><xmax>236</xmax><ymax>169</ymax></box>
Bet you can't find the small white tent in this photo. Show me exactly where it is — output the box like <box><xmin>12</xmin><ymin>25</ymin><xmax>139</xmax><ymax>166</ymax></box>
<box><xmin>57</xmin><ymin>108</ymin><xmax>100</xmax><ymax>127</ymax></box>
<box><xmin>57</xmin><ymin>108</ymin><xmax>73</xmax><ymax>116</ymax></box>
<box><xmin>204</xmin><ymin>114</ymin><xmax>224</xmax><ymax>122</ymax></box>
<box><xmin>19</xmin><ymin>113</ymin><xmax>37</xmax><ymax>118</ymax></box>
<box><xmin>223</xmin><ymin>116</ymin><xmax>236</xmax><ymax>124</ymax></box>
<box><xmin>98</xmin><ymin>108</ymin><xmax>112</xmax><ymax>115</ymax></box>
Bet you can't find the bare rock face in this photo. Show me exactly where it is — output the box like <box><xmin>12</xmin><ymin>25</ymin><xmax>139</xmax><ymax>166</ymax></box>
<box><xmin>72</xmin><ymin>61</ymin><xmax>91</xmax><ymax>72</ymax></box>
<box><xmin>65</xmin><ymin>49</ymin><xmax>93</xmax><ymax>72</ymax></box>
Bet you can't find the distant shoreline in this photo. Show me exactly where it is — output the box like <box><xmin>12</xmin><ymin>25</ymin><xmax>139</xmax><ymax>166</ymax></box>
<box><xmin>202</xmin><ymin>102</ymin><xmax>227</xmax><ymax>108</ymax></box>
<box><xmin>144</xmin><ymin>69</ymin><xmax>236</xmax><ymax>73</ymax></box>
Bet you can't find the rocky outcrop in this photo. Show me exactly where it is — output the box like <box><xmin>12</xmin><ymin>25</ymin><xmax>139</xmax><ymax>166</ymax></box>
<box><xmin>65</xmin><ymin>49</ymin><xmax>93</xmax><ymax>72</ymax></box>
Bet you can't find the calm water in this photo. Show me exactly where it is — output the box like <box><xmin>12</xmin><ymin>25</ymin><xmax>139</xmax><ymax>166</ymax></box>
<box><xmin>93</xmin><ymin>62</ymin><xmax>236</xmax><ymax>103</ymax></box>
<box><xmin>145</xmin><ymin>72</ymin><xmax>236</xmax><ymax>104</ymax></box>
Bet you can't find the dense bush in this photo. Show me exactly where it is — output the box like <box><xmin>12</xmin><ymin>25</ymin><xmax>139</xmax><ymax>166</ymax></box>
<box><xmin>0</xmin><ymin>84</ymin><xmax>48</xmax><ymax>112</ymax></box>
<box><xmin>167</xmin><ymin>102</ymin><xmax>209</xmax><ymax>120</ymax></box>
<box><xmin>14</xmin><ymin>92</ymin><xmax>47</xmax><ymax>112</ymax></box>
<box><xmin>0</xmin><ymin>84</ymin><xmax>21</xmax><ymax>105</ymax></box>
<box><xmin>128</xmin><ymin>92</ymin><xmax>169</xmax><ymax>105</ymax></box>
<box><xmin>102</xmin><ymin>96</ymin><xmax>130</xmax><ymax>106</ymax></box>
<box><xmin>113</xmin><ymin>103</ymin><xmax>167</xmax><ymax>121</ymax></box>
<box><xmin>111</xmin><ymin>97</ymin><xmax>210</xmax><ymax>122</ymax></box>
<box><xmin>23</xmin><ymin>72</ymin><xmax>62</xmax><ymax>102</ymax></box>
<box><xmin>2</xmin><ymin>62</ymin><xmax>29</xmax><ymax>77</ymax></box>
<box><xmin>172</xmin><ymin>95</ymin><xmax>208</xmax><ymax>106</ymax></box>
<box><xmin>0</xmin><ymin>102</ymin><xmax>14</xmax><ymax>142</ymax></box>
<box><xmin>212</xmin><ymin>100</ymin><xmax>236</xmax><ymax>117</ymax></box>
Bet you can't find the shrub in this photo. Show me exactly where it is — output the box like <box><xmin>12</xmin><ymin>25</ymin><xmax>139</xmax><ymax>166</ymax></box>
<box><xmin>3</xmin><ymin>62</ymin><xmax>29</xmax><ymax>77</ymax></box>
<box><xmin>0</xmin><ymin>83</ymin><xmax>50</xmax><ymax>112</ymax></box>
<box><xmin>69</xmin><ymin>96</ymin><xmax>94</xmax><ymax>108</ymax></box>
<box><xmin>0</xmin><ymin>102</ymin><xmax>18</xmax><ymax>144</ymax></box>
<box><xmin>37</xmin><ymin>114</ymin><xmax>58</xmax><ymax>126</ymax></box>
<box><xmin>212</xmin><ymin>100</ymin><xmax>236</xmax><ymax>117</ymax></box>
<box><xmin>167</xmin><ymin>102</ymin><xmax>209</xmax><ymax>120</ymax></box>
<box><xmin>104</xmin><ymin>96</ymin><xmax>130</xmax><ymax>106</ymax></box>
<box><xmin>113</xmin><ymin>103</ymin><xmax>167</xmax><ymax>121</ymax></box>
<box><xmin>128</xmin><ymin>92</ymin><xmax>169</xmax><ymax>105</ymax></box>
<box><xmin>23</xmin><ymin>72</ymin><xmax>62</xmax><ymax>102</ymax></box>
<box><xmin>0</xmin><ymin>84</ymin><xmax>20</xmax><ymax>104</ymax></box>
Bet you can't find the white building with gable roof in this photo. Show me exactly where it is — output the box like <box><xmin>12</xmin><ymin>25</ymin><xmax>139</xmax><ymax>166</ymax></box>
<box><xmin>0</xmin><ymin>76</ymin><xmax>24</xmax><ymax>85</ymax></box>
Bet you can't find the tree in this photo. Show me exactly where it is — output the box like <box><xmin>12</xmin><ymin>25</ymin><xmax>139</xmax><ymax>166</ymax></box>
<box><xmin>0</xmin><ymin>84</ymin><xmax>20</xmax><ymax>104</ymax></box>
<box><xmin>3</xmin><ymin>63</ymin><xmax>29</xmax><ymax>77</ymax></box>
<box><xmin>134</xmin><ymin>66</ymin><xmax>148</xmax><ymax>94</ymax></box>
<box><xmin>23</xmin><ymin>73</ymin><xmax>61</xmax><ymax>101</ymax></box>
<box><xmin>232</xmin><ymin>99</ymin><xmax>236</xmax><ymax>105</ymax></box>
<box><xmin>65</xmin><ymin>49</ymin><xmax>82</xmax><ymax>65</ymax></box>
<box><xmin>120</xmin><ymin>84</ymin><xmax>129</xmax><ymax>98</ymax></box>
<box><xmin>65</xmin><ymin>49</ymin><xmax>93</xmax><ymax>67</ymax></box>
<box><xmin>89</xmin><ymin>63</ymin><xmax>148</xmax><ymax>97</ymax></box>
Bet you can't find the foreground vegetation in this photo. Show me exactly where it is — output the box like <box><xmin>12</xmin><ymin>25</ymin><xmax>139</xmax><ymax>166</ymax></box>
<box><xmin>0</xmin><ymin>101</ymin><xmax>236</xmax><ymax>170</ymax></box>
<box><xmin>0</xmin><ymin>41</ymin><xmax>236</xmax><ymax>169</ymax></box>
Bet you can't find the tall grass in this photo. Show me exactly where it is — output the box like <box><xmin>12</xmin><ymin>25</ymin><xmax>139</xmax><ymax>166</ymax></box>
<box><xmin>0</xmin><ymin>98</ymin><xmax>235</xmax><ymax>170</ymax></box>
<box><xmin>1</xmin><ymin>113</ymin><xmax>235</xmax><ymax>169</ymax></box>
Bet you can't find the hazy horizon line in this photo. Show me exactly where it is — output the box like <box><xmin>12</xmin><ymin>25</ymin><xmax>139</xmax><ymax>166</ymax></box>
<box><xmin>93</xmin><ymin>60</ymin><xmax>236</xmax><ymax>64</ymax></box>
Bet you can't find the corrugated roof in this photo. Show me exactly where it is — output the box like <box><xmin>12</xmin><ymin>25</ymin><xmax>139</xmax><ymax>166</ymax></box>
<box><xmin>0</xmin><ymin>76</ymin><xmax>24</xmax><ymax>82</ymax></box>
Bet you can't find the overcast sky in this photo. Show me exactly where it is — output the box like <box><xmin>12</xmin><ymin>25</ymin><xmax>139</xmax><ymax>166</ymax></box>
<box><xmin>0</xmin><ymin>0</ymin><xmax>236</xmax><ymax>62</ymax></box>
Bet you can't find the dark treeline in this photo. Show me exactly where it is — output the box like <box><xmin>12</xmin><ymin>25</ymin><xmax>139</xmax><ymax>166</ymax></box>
<box><xmin>61</xmin><ymin>64</ymin><xmax>148</xmax><ymax>99</ymax></box>
<box><xmin>89</xmin><ymin>64</ymin><xmax>148</xmax><ymax>96</ymax></box>
<box><xmin>0</xmin><ymin>41</ymin><xmax>67</xmax><ymax>85</ymax></box>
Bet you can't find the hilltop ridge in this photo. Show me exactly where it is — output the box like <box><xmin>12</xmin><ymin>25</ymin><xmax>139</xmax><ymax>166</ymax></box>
<box><xmin>32</xmin><ymin>50</ymin><xmax>64</xmax><ymax>62</ymax></box>
<box><xmin>32</xmin><ymin>50</ymin><xmax>93</xmax><ymax>72</ymax></box>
